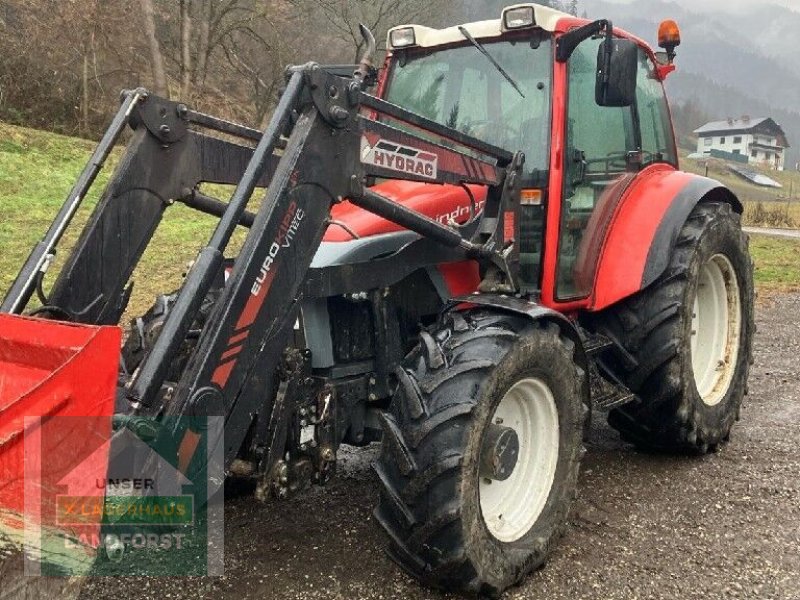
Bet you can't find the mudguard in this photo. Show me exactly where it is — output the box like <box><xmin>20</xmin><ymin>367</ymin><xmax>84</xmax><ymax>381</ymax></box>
<box><xmin>583</xmin><ymin>166</ymin><xmax>742</xmax><ymax>311</ymax></box>
<box><xmin>447</xmin><ymin>294</ymin><xmax>589</xmax><ymax>378</ymax></box>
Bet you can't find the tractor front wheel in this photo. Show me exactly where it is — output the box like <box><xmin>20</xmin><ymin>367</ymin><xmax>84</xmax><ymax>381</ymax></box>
<box><xmin>374</xmin><ymin>312</ymin><xmax>586</xmax><ymax>596</ymax></box>
<box><xmin>596</xmin><ymin>201</ymin><xmax>754</xmax><ymax>453</ymax></box>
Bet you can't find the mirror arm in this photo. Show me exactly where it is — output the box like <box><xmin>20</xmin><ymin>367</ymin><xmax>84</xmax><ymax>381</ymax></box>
<box><xmin>556</xmin><ymin>19</ymin><xmax>613</xmax><ymax>62</ymax></box>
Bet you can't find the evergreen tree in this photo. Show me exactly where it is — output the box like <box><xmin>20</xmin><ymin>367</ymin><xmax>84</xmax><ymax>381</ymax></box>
<box><xmin>462</xmin><ymin>0</ymin><xmax>564</xmax><ymax>20</ymax></box>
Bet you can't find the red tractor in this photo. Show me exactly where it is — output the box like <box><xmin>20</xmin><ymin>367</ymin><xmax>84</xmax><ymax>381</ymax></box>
<box><xmin>0</xmin><ymin>4</ymin><xmax>752</xmax><ymax>595</ymax></box>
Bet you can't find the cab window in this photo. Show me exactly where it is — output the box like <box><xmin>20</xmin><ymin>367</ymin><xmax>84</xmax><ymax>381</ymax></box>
<box><xmin>636</xmin><ymin>49</ymin><xmax>677</xmax><ymax>166</ymax></box>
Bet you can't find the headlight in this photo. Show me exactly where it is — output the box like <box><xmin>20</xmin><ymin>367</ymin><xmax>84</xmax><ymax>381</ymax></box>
<box><xmin>503</xmin><ymin>6</ymin><xmax>536</xmax><ymax>30</ymax></box>
<box><xmin>389</xmin><ymin>27</ymin><xmax>417</xmax><ymax>49</ymax></box>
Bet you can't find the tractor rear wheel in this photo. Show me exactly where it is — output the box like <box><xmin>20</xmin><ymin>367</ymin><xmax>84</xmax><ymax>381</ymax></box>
<box><xmin>595</xmin><ymin>201</ymin><xmax>754</xmax><ymax>453</ymax></box>
<box><xmin>374</xmin><ymin>311</ymin><xmax>586</xmax><ymax>596</ymax></box>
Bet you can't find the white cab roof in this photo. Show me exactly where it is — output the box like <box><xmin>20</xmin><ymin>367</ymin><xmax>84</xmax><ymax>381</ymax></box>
<box><xmin>387</xmin><ymin>4</ymin><xmax>571</xmax><ymax>49</ymax></box>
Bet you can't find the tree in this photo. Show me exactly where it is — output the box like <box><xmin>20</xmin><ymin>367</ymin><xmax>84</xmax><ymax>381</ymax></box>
<box><xmin>298</xmin><ymin>0</ymin><xmax>454</xmax><ymax>63</ymax></box>
<box><xmin>179</xmin><ymin>0</ymin><xmax>192</xmax><ymax>99</ymax></box>
<box><xmin>141</xmin><ymin>0</ymin><xmax>169</xmax><ymax>97</ymax></box>
<box><xmin>463</xmin><ymin>1</ymin><xmax>563</xmax><ymax>21</ymax></box>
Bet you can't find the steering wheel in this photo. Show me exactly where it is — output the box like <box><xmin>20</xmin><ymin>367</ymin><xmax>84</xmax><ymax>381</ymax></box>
<box><xmin>585</xmin><ymin>150</ymin><xmax>658</xmax><ymax>172</ymax></box>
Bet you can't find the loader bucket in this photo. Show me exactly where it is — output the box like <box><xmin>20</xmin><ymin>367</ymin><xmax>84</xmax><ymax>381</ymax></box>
<box><xmin>0</xmin><ymin>314</ymin><xmax>120</xmax><ymax>561</ymax></box>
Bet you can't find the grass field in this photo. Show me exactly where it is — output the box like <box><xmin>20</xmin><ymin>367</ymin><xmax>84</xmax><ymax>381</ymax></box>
<box><xmin>680</xmin><ymin>153</ymin><xmax>800</xmax><ymax>228</ymax></box>
<box><xmin>1</xmin><ymin>122</ymin><xmax>798</xmax><ymax>321</ymax></box>
<box><xmin>0</xmin><ymin>121</ymin><xmax>249</xmax><ymax>319</ymax></box>
<box><xmin>749</xmin><ymin>234</ymin><xmax>800</xmax><ymax>294</ymax></box>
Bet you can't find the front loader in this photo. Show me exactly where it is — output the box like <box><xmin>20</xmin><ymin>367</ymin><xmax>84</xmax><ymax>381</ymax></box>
<box><xmin>0</xmin><ymin>4</ymin><xmax>754</xmax><ymax>595</ymax></box>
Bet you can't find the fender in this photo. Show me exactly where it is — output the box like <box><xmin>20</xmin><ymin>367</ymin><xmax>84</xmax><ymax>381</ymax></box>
<box><xmin>587</xmin><ymin>167</ymin><xmax>742</xmax><ymax>311</ymax></box>
<box><xmin>447</xmin><ymin>294</ymin><xmax>590</xmax><ymax>382</ymax></box>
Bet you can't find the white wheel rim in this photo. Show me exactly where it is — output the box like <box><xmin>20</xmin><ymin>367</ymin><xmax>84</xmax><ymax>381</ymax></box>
<box><xmin>479</xmin><ymin>378</ymin><xmax>559</xmax><ymax>543</ymax></box>
<box><xmin>691</xmin><ymin>254</ymin><xmax>741</xmax><ymax>407</ymax></box>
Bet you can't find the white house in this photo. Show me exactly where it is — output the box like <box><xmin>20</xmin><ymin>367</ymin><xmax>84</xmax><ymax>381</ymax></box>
<box><xmin>694</xmin><ymin>116</ymin><xmax>790</xmax><ymax>171</ymax></box>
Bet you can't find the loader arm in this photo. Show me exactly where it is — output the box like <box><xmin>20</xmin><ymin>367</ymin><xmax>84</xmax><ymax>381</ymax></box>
<box><xmin>143</xmin><ymin>64</ymin><xmax>523</xmax><ymax>473</ymax></box>
<box><xmin>2</xmin><ymin>62</ymin><xmax>524</xmax><ymax>480</ymax></box>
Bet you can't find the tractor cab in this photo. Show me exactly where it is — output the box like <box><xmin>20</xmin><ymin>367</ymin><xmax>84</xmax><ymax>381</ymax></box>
<box><xmin>380</xmin><ymin>4</ymin><xmax>680</xmax><ymax>304</ymax></box>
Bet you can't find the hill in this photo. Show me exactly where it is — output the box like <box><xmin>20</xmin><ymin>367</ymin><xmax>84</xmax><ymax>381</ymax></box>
<box><xmin>0</xmin><ymin>121</ymin><xmax>246</xmax><ymax>318</ymax></box>
<box><xmin>584</xmin><ymin>0</ymin><xmax>800</xmax><ymax>166</ymax></box>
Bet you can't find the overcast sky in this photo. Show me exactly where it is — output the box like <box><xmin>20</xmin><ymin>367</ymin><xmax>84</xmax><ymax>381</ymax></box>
<box><xmin>599</xmin><ymin>0</ymin><xmax>800</xmax><ymax>12</ymax></box>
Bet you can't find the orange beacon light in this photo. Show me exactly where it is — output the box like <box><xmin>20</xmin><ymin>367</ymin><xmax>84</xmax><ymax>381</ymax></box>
<box><xmin>658</xmin><ymin>20</ymin><xmax>681</xmax><ymax>62</ymax></box>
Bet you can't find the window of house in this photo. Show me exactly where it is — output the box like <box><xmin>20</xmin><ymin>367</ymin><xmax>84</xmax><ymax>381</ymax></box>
<box><xmin>704</xmin><ymin>138</ymin><xmax>712</xmax><ymax>146</ymax></box>
<box><xmin>720</xmin><ymin>136</ymin><xmax>726</xmax><ymax>144</ymax></box>
<box><xmin>733</xmin><ymin>136</ymin><xmax>742</xmax><ymax>144</ymax></box>
<box><xmin>751</xmin><ymin>150</ymin><xmax>758</xmax><ymax>158</ymax></box>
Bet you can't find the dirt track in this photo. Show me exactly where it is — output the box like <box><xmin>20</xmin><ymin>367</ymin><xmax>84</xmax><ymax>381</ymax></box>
<box><xmin>3</xmin><ymin>293</ymin><xmax>800</xmax><ymax>600</ymax></box>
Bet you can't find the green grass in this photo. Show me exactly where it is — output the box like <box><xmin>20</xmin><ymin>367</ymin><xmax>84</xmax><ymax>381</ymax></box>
<box><xmin>0</xmin><ymin>121</ymin><xmax>250</xmax><ymax>319</ymax></box>
<box><xmin>1</xmin><ymin>123</ymin><xmax>798</xmax><ymax>322</ymax></box>
<box><xmin>749</xmin><ymin>234</ymin><xmax>800</xmax><ymax>294</ymax></box>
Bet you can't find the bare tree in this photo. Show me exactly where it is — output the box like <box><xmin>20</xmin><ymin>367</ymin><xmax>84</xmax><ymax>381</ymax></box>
<box><xmin>179</xmin><ymin>0</ymin><xmax>192</xmax><ymax>99</ymax></box>
<box><xmin>0</xmin><ymin>0</ymin><xmax>450</xmax><ymax>137</ymax></box>
<box><xmin>195</xmin><ymin>0</ymin><xmax>211</xmax><ymax>86</ymax></box>
<box><xmin>299</xmin><ymin>0</ymin><xmax>454</xmax><ymax>63</ymax></box>
<box><xmin>141</xmin><ymin>0</ymin><xmax>169</xmax><ymax>97</ymax></box>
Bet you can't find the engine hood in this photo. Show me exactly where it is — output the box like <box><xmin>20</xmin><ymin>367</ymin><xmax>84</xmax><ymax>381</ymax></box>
<box><xmin>323</xmin><ymin>180</ymin><xmax>487</xmax><ymax>242</ymax></box>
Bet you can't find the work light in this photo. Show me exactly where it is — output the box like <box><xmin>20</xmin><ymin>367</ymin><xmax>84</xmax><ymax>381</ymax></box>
<box><xmin>503</xmin><ymin>6</ymin><xmax>536</xmax><ymax>30</ymax></box>
<box><xmin>389</xmin><ymin>27</ymin><xmax>417</xmax><ymax>49</ymax></box>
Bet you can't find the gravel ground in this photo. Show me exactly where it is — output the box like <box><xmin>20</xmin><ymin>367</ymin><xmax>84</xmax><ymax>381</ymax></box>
<box><xmin>2</xmin><ymin>293</ymin><xmax>799</xmax><ymax>600</ymax></box>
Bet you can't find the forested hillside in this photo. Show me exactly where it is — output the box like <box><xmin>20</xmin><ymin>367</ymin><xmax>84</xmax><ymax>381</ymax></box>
<box><xmin>586</xmin><ymin>0</ymin><xmax>800</xmax><ymax>165</ymax></box>
<box><xmin>0</xmin><ymin>0</ymin><xmax>575</xmax><ymax>138</ymax></box>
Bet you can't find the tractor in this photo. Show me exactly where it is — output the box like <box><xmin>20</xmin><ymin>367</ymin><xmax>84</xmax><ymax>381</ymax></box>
<box><xmin>0</xmin><ymin>4</ymin><xmax>753</xmax><ymax>595</ymax></box>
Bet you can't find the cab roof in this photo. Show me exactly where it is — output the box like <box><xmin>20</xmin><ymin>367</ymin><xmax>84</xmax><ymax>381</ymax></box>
<box><xmin>387</xmin><ymin>3</ymin><xmax>572</xmax><ymax>50</ymax></box>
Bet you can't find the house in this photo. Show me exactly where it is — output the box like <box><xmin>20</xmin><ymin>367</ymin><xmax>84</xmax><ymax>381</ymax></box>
<box><xmin>694</xmin><ymin>116</ymin><xmax>790</xmax><ymax>171</ymax></box>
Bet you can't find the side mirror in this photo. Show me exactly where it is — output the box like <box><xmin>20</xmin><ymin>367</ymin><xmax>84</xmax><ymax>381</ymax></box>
<box><xmin>596</xmin><ymin>37</ymin><xmax>638</xmax><ymax>107</ymax></box>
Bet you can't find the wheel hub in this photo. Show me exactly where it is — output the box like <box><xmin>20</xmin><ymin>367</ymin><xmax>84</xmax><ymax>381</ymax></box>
<box><xmin>479</xmin><ymin>377</ymin><xmax>560</xmax><ymax>543</ymax></box>
<box><xmin>691</xmin><ymin>253</ymin><xmax>741</xmax><ymax>406</ymax></box>
<box><xmin>479</xmin><ymin>424</ymin><xmax>519</xmax><ymax>481</ymax></box>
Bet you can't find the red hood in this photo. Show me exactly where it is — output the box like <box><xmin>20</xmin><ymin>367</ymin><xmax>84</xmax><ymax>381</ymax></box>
<box><xmin>323</xmin><ymin>180</ymin><xmax>487</xmax><ymax>242</ymax></box>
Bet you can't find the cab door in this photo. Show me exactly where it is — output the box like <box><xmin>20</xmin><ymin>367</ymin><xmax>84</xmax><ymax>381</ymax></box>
<box><xmin>547</xmin><ymin>37</ymin><xmax>677</xmax><ymax>304</ymax></box>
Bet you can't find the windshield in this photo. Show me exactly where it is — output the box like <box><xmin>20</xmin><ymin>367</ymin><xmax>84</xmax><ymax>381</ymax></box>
<box><xmin>385</xmin><ymin>33</ymin><xmax>552</xmax><ymax>184</ymax></box>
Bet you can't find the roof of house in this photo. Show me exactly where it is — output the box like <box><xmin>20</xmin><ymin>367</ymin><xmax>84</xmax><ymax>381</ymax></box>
<box><xmin>694</xmin><ymin>117</ymin><xmax>769</xmax><ymax>134</ymax></box>
<box><xmin>694</xmin><ymin>116</ymin><xmax>790</xmax><ymax>148</ymax></box>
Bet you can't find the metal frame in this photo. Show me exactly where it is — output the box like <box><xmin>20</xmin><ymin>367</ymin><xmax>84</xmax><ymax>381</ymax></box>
<box><xmin>2</xmin><ymin>63</ymin><xmax>524</xmax><ymax>474</ymax></box>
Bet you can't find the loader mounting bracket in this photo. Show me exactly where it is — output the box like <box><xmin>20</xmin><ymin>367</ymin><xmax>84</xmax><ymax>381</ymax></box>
<box><xmin>129</xmin><ymin>92</ymin><xmax>189</xmax><ymax>144</ymax></box>
<box><xmin>302</xmin><ymin>64</ymin><xmax>363</xmax><ymax>129</ymax></box>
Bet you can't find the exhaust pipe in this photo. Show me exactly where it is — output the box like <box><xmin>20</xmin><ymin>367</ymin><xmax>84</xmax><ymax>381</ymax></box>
<box><xmin>354</xmin><ymin>23</ymin><xmax>376</xmax><ymax>85</ymax></box>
